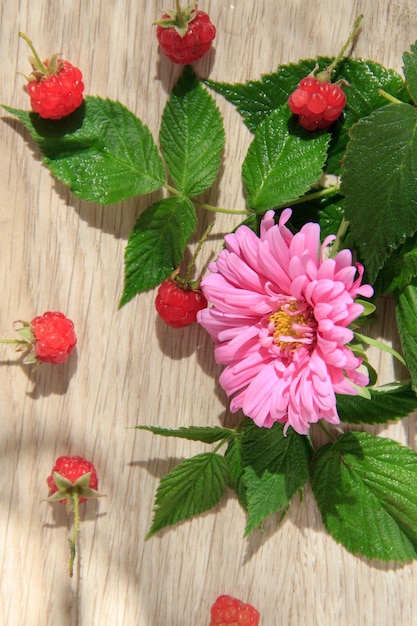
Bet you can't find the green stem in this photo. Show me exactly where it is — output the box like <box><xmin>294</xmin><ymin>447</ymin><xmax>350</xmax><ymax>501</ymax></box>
<box><xmin>184</xmin><ymin>222</ymin><xmax>214</xmax><ymax>284</ymax></box>
<box><xmin>164</xmin><ymin>184</ymin><xmax>249</xmax><ymax>215</ymax></box>
<box><xmin>327</xmin><ymin>15</ymin><xmax>363</xmax><ymax>74</ymax></box>
<box><xmin>194</xmin><ymin>200</ymin><xmax>249</xmax><ymax>216</ymax></box>
<box><xmin>317</xmin><ymin>420</ymin><xmax>336</xmax><ymax>442</ymax></box>
<box><xmin>18</xmin><ymin>32</ymin><xmax>48</xmax><ymax>73</ymax></box>
<box><xmin>276</xmin><ymin>184</ymin><xmax>340</xmax><ymax>212</ymax></box>
<box><xmin>0</xmin><ymin>339</ymin><xmax>28</xmax><ymax>345</ymax></box>
<box><xmin>378</xmin><ymin>89</ymin><xmax>404</xmax><ymax>105</ymax></box>
<box><xmin>329</xmin><ymin>216</ymin><xmax>350</xmax><ymax>257</ymax></box>
<box><xmin>69</xmin><ymin>494</ymin><xmax>80</xmax><ymax>577</ymax></box>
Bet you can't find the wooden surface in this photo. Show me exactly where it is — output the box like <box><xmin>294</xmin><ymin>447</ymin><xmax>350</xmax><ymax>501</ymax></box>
<box><xmin>1</xmin><ymin>1</ymin><xmax>417</xmax><ymax>624</ymax></box>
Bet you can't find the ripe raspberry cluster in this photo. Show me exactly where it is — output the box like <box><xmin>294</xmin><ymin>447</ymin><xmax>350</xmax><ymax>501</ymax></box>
<box><xmin>27</xmin><ymin>60</ymin><xmax>84</xmax><ymax>120</ymax></box>
<box><xmin>288</xmin><ymin>75</ymin><xmax>346</xmax><ymax>130</ymax></box>
<box><xmin>156</xmin><ymin>3</ymin><xmax>216</xmax><ymax>64</ymax></box>
<box><xmin>31</xmin><ymin>311</ymin><xmax>77</xmax><ymax>364</ymax></box>
<box><xmin>47</xmin><ymin>455</ymin><xmax>99</xmax><ymax>504</ymax></box>
<box><xmin>210</xmin><ymin>595</ymin><xmax>260</xmax><ymax>626</ymax></box>
<box><xmin>155</xmin><ymin>278</ymin><xmax>207</xmax><ymax>328</ymax></box>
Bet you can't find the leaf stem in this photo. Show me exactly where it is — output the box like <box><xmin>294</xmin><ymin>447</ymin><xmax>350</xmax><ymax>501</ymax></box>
<box><xmin>317</xmin><ymin>420</ymin><xmax>336</xmax><ymax>442</ymax></box>
<box><xmin>377</xmin><ymin>89</ymin><xmax>404</xmax><ymax>105</ymax></box>
<box><xmin>277</xmin><ymin>184</ymin><xmax>340</xmax><ymax>211</ymax></box>
<box><xmin>184</xmin><ymin>221</ymin><xmax>214</xmax><ymax>284</ymax></box>
<box><xmin>164</xmin><ymin>184</ymin><xmax>249</xmax><ymax>215</ymax></box>
<box><xmin>329</xmin><ymin>216</ymin><xmax>350</xmax><ymax>257</ymax></box>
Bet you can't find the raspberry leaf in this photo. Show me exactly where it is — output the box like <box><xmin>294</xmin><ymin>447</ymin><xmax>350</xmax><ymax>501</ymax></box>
<box><xmin>395</xmin><ymin>280</ymin><xmax>417</xmax><ymax>391</ymax></box>
<box><xmin>120</xmin><ymin>195</ymin><xmax>196</xmax><ymax>306</ymax></box>
<box><xmin>3</xmin><ymin>97</ymin><xmax>165</xmax><ymax>204</ymax></box>
<box><xmin>311</xmin><ymin>431</ymin><xmax>417</xmax><ymax>562</ymax></box>
<box><xmin>242</xmin><ymin>105</ymin><xmax>330</xmax><ymax>211</ymax></box>
<box><xmin>147</xmin><ymin>452</ymin><xmax>229</xmax><ymax>537</ymax></box>
<box><xmin>336</xmin><ymin>382</ymin><xmax>417</xmax><ymax>424</ymax></box>
<box><xmin>241</xmin><ymin>421</ymin><xmax>312</xmax><ymax>535</ymax></box>
<box><xmin>403</xmin><ymin>41</ymin><xmax>417</xmax><ymax>102</ymax></box>
<box><xmin>341</xmin><ymin>102</ymin><xmax>417</xmax><ymax>282</ymax></box>
<box><xmin>160</xmin><ymin>66</ymin><xmax>225</xmax><ymax>196</ymax></box>
<box><xmin>136</xmin><ymin>425</ymin><xmax>235</xmax><ymax>443</ymax></box>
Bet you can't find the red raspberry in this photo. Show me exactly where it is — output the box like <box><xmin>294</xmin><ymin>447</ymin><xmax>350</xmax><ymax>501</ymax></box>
<box><xmin>288</xmin><ymin>75</ymin><xmax>346</xmax><ymax>131</ymax></box>
<box><xmin>20</xmin><ymin>32</ymin><xmax>84</xmax><ymax>119</ymax></box>
<box><xmin>155</xmin><ymin>278</ymin><xmax>207</xmax><ymax>328</ymax></box>
<box><xmin>210</xmin><ymin>595</ymin><xmax>260</xmax><ymax>626</ymax></box>
<box><xmin>155</xmin><ymin>3</ymin><xmax>216</xmax><ymax>64</ymax></box>
<box><xmin>47</xmin><ymin>455</ymin><xmax>99</xmax><ymax>505</ymax></box>
<box><xmin>30</xmin><ymin>311</ymin><xmax>77</xmax><ymax>364</ymax></box>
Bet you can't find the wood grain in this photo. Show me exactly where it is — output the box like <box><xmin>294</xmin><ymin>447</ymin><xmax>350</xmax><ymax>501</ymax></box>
<box><xmin>1</xmin><ymin>1</ymin><xmax>417</xmax><ymax>624</ymax></box>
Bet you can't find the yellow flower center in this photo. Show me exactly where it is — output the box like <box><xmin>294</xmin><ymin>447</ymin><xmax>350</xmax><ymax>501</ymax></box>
<box><xmin>269</xmin><ymin>299</ymin><xmax>315</xmax><ymax>352</ymax></box>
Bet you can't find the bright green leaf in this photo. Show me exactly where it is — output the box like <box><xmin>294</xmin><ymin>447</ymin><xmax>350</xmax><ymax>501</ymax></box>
<box><xmin>160</xmin><ymin>66</ymin><xmax>225</xmax><ymax>196</ymax></box>
<box><xmin>242</xmin><ymin>105</ymin><xmax>330</xmax><ymax>211</ymax></box>
<box><xmin>147</xmin><ymin>452</ymin><xmax>229</xmax><ymax>536</ymax></box>
<box><xmin>136</xmin><ymin>425</ymin><xmax>234</xmax><ymax>444</ymax></box>
<box><xmin>241</xmin><ymin>422</ymin><xmax>312</xmax><ymax>535</ymax></box>
<box><xmin>311</xmin><ymin>431</ymin><xmax>417</xmax><ymax>562</ymax></box>
<box><xmin>395</xmin><ymin>280</ymin><xmax>417</xmax><ymax>390</ymax></box>
<box><xmin>120</xmin><ymin>195</ymin><xmax>196</xmax><ymax>306</ymax></box>
<box><xmin>3</xmin><ymin>97</ymin><xmax>165</xmax><ymax>204</ymax></box>
<box><xmin>336</xmin><ymin>382</ymin><xmax>417</xmax><ymax>424</ymax></box>
<box><xmin>341</xmin><ymin>102</ymin><xmax>417</xmax><ymax>282</ymax></box>
<box><xmin>403</xmin><ymin>41</ymin><xmax>417</xmax><ymax>102</ymax></box>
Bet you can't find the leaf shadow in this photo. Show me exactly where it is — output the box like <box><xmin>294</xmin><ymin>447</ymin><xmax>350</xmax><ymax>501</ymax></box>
<box><xmin>156</xmin><ymin>47</ymin><xmax>217</xmax><ymax>95</ymax></box>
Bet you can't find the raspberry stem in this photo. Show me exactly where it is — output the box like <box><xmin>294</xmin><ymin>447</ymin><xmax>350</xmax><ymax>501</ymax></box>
<box><xmin>326</xmin><ymin>15</ymin><xmax>363</xmax><ymax>76</ymax></box>
<box><xmin>378</xmin><ymin>89</ymin><xmax>404</xmax><ymax>105</ymax></box>
<box><xmin>18</xmin><ymin>32</ymin><xmax>49</xmax><ymax>74</ymax></box>
<box><xmin>68</xmin><ymin>493</ymin><xmax>80</xmax><ymax>577</ymax></box>
<box><xmin>164</xmin><ymin>184</ymin><xmax>249</xmax><ymax>215</ymax></box>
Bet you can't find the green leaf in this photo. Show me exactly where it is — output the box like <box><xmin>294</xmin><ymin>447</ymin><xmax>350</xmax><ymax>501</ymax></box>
<box><xmin>120</xmin><ymin>195</ymin><xmax>196</xmax><ymax>306</ymax></box>
<box><xmin>336</xmin><ymin>382</ymin><xmax>417</xmax><ymax>424</ymax></box>
<box><xmin>136</xmin><ymin>425</ymin><xmax>234</xmax><ymax>444</ymax></box>
<box><xmin>374</xmin><ymin>236</ymin><xmax>417</xmax><ymax>294</ymax></box>
<box><xmin>160</xmin><ymin>66</ymin><xmax>225</xmax><ymax>196</ymax></box>
<box><xmin>3</xmin><ymin>97</ymin><xmax>165</xmax><ymax>204</ymax></box>
<box><xmin>403</xmin><ymin>41</ymin><xmax>417</xmax><ymax>102</ymax></box>
<box><xmin>395</xmin><ymin>280</ymin><xmax>417</xmax><ymax>390</ymax></box>
<box><xmin>341</xmin><ymin>102</ymin><xmax>417</xmax><ymax>282</ymax></box>
<box><xmin>311</xmin><ymin>431</ymin><xmax>417</xmax><ymax>562</ymax></box>
<box><xmin>327</xmin><ymin>58</ymin><xmax>409</xmax><ymax>173</ymax></box>
<box><xmin>224</xmin><ymin>433</ymin><xmax>248</xmax><ymax>510</ymax></box>
<box><xmin>241</xmin><ymin>422</ymin><xmax>312</xmax><ymax>535</ymax></box>
<box><xmin>242</xmin><ymin>105</ymin><xmax>330</xmax><ymax>211</ymax></box>
<box><xmin>288</xmin><ymin>192</ymin><xmax>345</xmax><ymax>241</ymax></box>
<box><xmin>147</xmin><ymin>452</ymin><xmax>229</xmax><ymax>536</ymax></box>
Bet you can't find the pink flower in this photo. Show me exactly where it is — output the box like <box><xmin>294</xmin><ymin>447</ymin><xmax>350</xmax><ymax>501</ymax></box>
<box><xmin>197</xmin><ymin>210</ymin><xmax>374</xmax><ymax>435</ymax></box>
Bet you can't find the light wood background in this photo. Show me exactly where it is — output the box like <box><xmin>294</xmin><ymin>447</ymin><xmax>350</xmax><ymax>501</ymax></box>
<box><xmin>1</xmin><ymin>1</ymin><xmax>417</xmax><ymax>625</ymax></box>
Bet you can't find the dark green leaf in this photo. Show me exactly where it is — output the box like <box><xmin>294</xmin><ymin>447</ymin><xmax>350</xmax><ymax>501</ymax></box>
<box><xmin>374</xmin><ymin>236</ymin><xmax>417</xmax><ymax>294</ymax></box>
<box><xmin>242</xmin><ymin>105</ymin><xmax>330</xmax><ymax>211</ymax></box>
<box><xmin>327</xmin><ymin>58</ymin><xmax>409</xmax><ymax>172</ymax></box>
<box><xmin>288</xmin><ymin>192</ymin><xmax>345</xmax><ymax>241</ymax></box>
<box><xmin>341</xmin><ymin>102</ymin><xmax>417</xmax><ymax>282</ymax></box>
<box><xmin>336</xmin><ymin>382</ymin><xmax>417</xmax><ymax>424</ymax></box>
<box><xmin>136</xmin><ymin>425</ymin><xmax>235</xmax><ymax>444</ymax></box>
<box><xmin>395</xmin><ymin>280</ymin><xmax>417</xmax><ymax>390</ymax></box>
<box><xmin>241</xmin><ymin>422</ymin><xmax>312</xmax><ymax>535</ymax></box>
<box><xmin>120</xmin><ymin>195</ymin><xmax>196</xmax><ymax>306</ymax></box>
<box><xmin>311</xmin><ymin>431</ymin><xmax>417</xmax><ymax>562</ymax></box>
<box><xmin>403</xmin><ymin>41</ymin><xmax>417</xmax><ymax>102</ymax></box>
<box><xmin>160</xmin><ymin>66</ymin><xmax>225</xmax><ymax>196</ymax></box>
<box><xmin>147</xmin><ymin>452</ymin><xmax>229</xmax><ymax>536</ymax></box>
<box><xmin>3</xmin><ymin>97</ymin><xmax>165</xmax><ymax>204</ymax></box>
